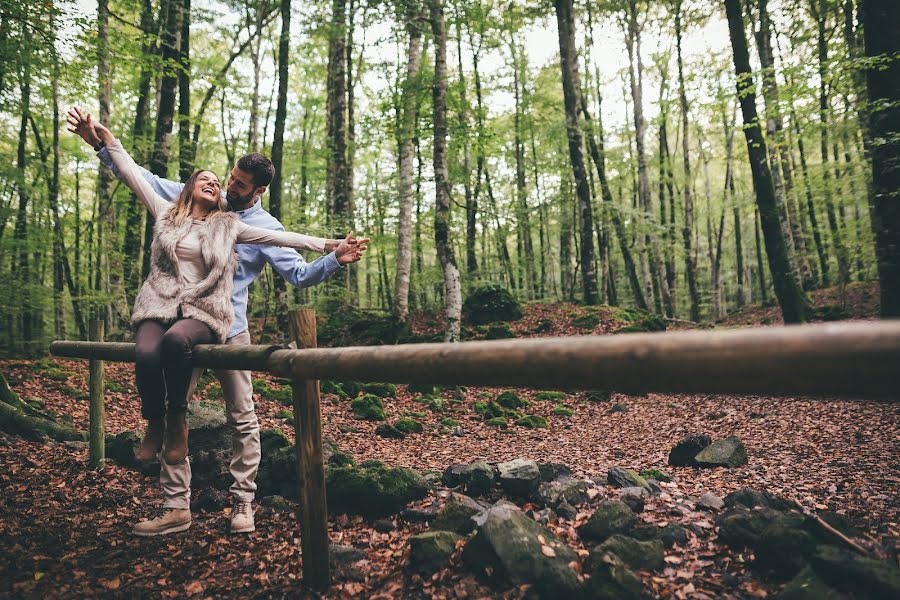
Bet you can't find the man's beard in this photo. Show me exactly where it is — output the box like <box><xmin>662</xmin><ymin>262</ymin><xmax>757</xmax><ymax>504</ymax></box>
<box><xmin>226</xmin><ymin>189</ymin><xmax>255</xmax><ymax>207</ymax></box>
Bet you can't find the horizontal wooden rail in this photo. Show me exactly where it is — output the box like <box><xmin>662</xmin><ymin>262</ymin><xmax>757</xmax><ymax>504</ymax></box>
<box><xmin>51</xmin><ymin>320</ymin><xmax>900</xmax><ymax>399</ymax></box>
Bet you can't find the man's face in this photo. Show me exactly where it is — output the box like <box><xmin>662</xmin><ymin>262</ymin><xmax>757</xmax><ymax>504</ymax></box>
<box><xmin>225</xmin><ymin>167</ymin><xmax>262</xmax><ymax>207</ymax></box>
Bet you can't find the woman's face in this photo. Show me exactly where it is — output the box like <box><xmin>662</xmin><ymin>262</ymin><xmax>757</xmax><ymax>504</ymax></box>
<box><xmin>192</xmin><ymin>171</ymin><xmax>222</xmax><ymax>210</ymax></box>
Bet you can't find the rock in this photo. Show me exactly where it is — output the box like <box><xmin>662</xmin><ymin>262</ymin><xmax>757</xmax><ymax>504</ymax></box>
<box><xmin>361</xmin><ymin>382</ymin><xmax>398</xmax><ymax>398</ymax></box>
<box><xmin>619</xmin><ymin>487</ymin><xmax>647</xmax><ymax>513</ymax></box>
<box><xmin>373</xmin><ymin>518</ymin><xmax>395</xmax><ymax>533</ymax></box>
<box><xmin>631</xmin><ymin>523</ymin><xmax>690</xmax><ymax>549</ymax></box>
<box><xmin>400</xmin><ymin>507</ymin><xmax>439</xmax><ymax>523</ymax></box>
<box><xmin>190</xmin><ymin>488</ymin><xmax>229</xmax><ymax>512</ymax></box>
<box><xmin>463</xmin><ymin>460</ymin><xmax>497</xmax><ymax>496</ymax></box>
<box><xmin>329</xmin><ymin>544</ymin><xmax>366</xmax><ymax>565</ymax></box>
<box><xmin>639</xmin><ymin>468</ymin><xmax>672</xmax><ymax>483</ymax></box>
<box><xmin>694</xmin><ymin>436</ymin><xmax>748</xmax><ymax>468</ymax></box>
<box><xmin>452</xmin><ymin>426</ymin><xmax>465</xmax><ymax>437</ymax></box>
<box><xmin>515</xmin><ymin>414</ymin><xmax>548</xmax><ymax>428</ymax></box>
<box><xmin>779</xmin><ymin>567</ymin><xmax>849</xmax><ymax>600</ymax></box>
<box><xmin>431</xmin><ymin>493</ymin><xmax>485</xmax><ymax>535</ymax></box>
<box><xmin>462</xmin><ymin>284</ymin><xmax>523</xmax><ymax>325</ymax></box>
<box><xmin>497</xmin><ymin>458</ymin><xmax>542</xmax><ymax>497</ymax></box>
<box><xmin>528</xmin><ymin>507</ymin><xmax>555</xmax><ymax>525</ymax></box>
<box><xmin>538</xmin><ymin>462</ymin><xmax>571</xmax><ymax>482</ymax></box>
<box><xmin>580</xmin><ymin>501</ymin><xmax>638</xmax><ymax>542</ymax></box>
<box><xmin>105</xmin><ymin>430</ymin><xmax>143</xmax><ymax>469</ymax></box>
<box><xmin>442</xmin><ymin>463</ymin><xmax>468</xmax><ymax>487</ymax></box>
<box><xmin>461</xmin><ymin>501</ymin><xmax>580</xmax><ymax>597</ymax></box>
<box><xmin>593</xmin><ymin>534</ymin><xmax>664</xmax><ymax>571</ymax></box>
<box><xmin>374</xmin><ymin>423</ymin><xmax>404</xmax><ymax>439</ymax></box>
<box><xmin>536</xmin><ymin>479</ymin><xmax>590</xmax><ymax>507</ymax></box>
<box><xmin>716</xmin><ymin>506</ymin><xmax>804</xmax><ymax>550</ymax></box>
<box><xmin>809</xmin><ymin>545</ymin><xmax>900</xmax><ymax>599</ymax></box>
<box><xmin>585</xmin><ymin>551</ymin><xmax>647</xmax><ymax>600</ymax></box>
<box><xmin>409</xmin><ymin>531</ymin><xmax>461</xmax><ymax>573</ymax></box>
<box><xmin>556</xmin><ymin>500</ymin><xmax>578</xmax><ymax>520</ymax></box>
<box><xmin>260</xmin><ymin>495</ymin><xmax>291</xmax><ymax>512</ymax></box>
<box><xmin>393</xmin><ymin>417</ymin><xmax>423</xmax><ymax>434</ymax></box>
<box><xmin>496</xmin><ymin>390</ymin><xmax>528</xmax><ymax>409</ymax></box>
<box><xmin>607</xmin><ymin>403</ymin><xmax>628</xmax><ymax>414</ymax></box>
<box><xmin>698</xmin><ymin>492</ymin><xmax>724</xmax><ymax>512</ymax></box>
<box><xmin>724</xmin><ymin>488</ymin><xmax>799</xmax><ymax>511</ymax></box>
<box><xmin>754</xmin><ymin>520</ymin><xmax>819</xmax><ymax>580</ymax></box>
<box><xmin>327</xmin><ymin>460</ymin><xmax>430</xmax><ymax>517</ymax></box>
<box><xmin>667</xmin><ymin>434</ymin><xmax>711</xmax><ymax>467</ymax></box>
<box><xmin>350</xmin><ymin>394</ymin><xmax>386</xmax><ymax>421</ymax></box>
<box><xmin>607</xmin><ymin>468</ymin><xmax>651</xmax><ymax>492</ymax></box>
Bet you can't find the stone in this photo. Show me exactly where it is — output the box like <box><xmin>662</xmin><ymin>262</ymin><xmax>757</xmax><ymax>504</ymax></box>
<box><xmin>754</xmin><ymin>520</ymin><xmax>819</xmax><ymax>580</ymax></box>
<box><xmin>400</xmin><ymin>507</ymin><xmax>439</xmax><ymax>523</ymax></box>
<box><xmin>528</xmin><ymin>507</ymin><xmax>555</xmax><ymax>525</ymax></box>
<box><xmin>463</xmin><ymin>460</ymin><xmax>497</xmax><ymax>496</ymax></box>
<box><xmin>373</xmin><ymin>518</ymin><xmax>395</xmax><ymax>533</ymax></box>
<box><xmin>461</xmin><ymin>501</ymin><xmax>580</xmax><ymax>597</ymax></box>
<box><xmin>809</xmin><ymin>545</ymin><xmax>900</xmax><ymax>599</ymax></box>
<box><xmin>607</xmin><ymin>468</ymin><xmax>651</xmax><ymax>492</ymax></box>
<box><xmin>715</xmin><ymin>506</ymin><xmax>804</xmax><ymax>550</ymax></box>
<box><xmin>694</xmin><ymin>435</ymin><xmax>748</xmax><ymax>468</ymax></box>
<box><xmin>409</xmin><ymin>531</ymin><xmax>461</xmax><ymax>573</ymax></box>
<box><xmin>779</xmin><ymin>567</ymin><xmax>849</xmax><ymax>600</ymax></box>
<box><xmin>393</xmin><ymin>417</ymin><xmax>424</xmax><ymax>434</ymax></box>
<box><xmin>496</xmin><ymin>390</ymin><xmax>528</xmax><ymax>409</ymax></box>
<box><xmin>593</xmin><ymin>534</ymin><xmax>664</xmax><ymax>571</ymax></box>
<box><xmin>607</xmin><ymin>403</ymin><xmax>628</xmax><ymax>414</ymax></box>
<box><xmin>584</xmin><ymin>551</ymin><xmax>646</xmax><ymax>600</ymax></box>
<box><xmin>327</xmin><ymin>460</ymin><xmax>430</xmax><ymax>517</ymax></box>
<box><xmin>619</xmin><ymin>487</ymin><xmax>647</xmax><ymax>513</ymax></box>
<box><xmin>374</xmin><ymin>423</ymin><xmax>404</xmax><ymax>439</ymax></box>
<box><xmin>329</xmin><ymin>544</ymin><xmax>366</xmax><ymax>565</ymax></box>
<box><xmin>639</xmin><ymin>468</ymin><xmax>672</xmax><ymax>483</ymax></box>
<box><xmin>538</xmin><ymin>462</ymin><xmax>571</xmax><ymax>482</ymax></box>
<box><xmin>497</xmin><ymin>459</ymin><xmax>542</xmax><ymax>497</ymax></box>
<box><xmin>442</xmin><ymin>463</ymin><xmax>468</xmax><ymax>487</ymax></box>
<box><xmin>631</xmin><ymin>523</ymin><xmax>690</xmax><ymax>549</ymax></box>
<box><xmin>724</xmin><ymin>488</ymin><xmax>799</xmax><ymax>512</ymax></box>
<box><xmin>698</xmin><ymin>492</ymin><xmax>724</xmax><ymax>512</ymax></box>
<box><xmin>580</xmin><ymin>501</ymin><xmax>638</xmax><ymax>542</ymax></box>
<box><xmin>350</xmin><ymin>394</ymin><xmax>386</xmax><ymax>421</ymax></box>
<box><xmin>260</xmin><ymin>495</ymin><xmax>291</xmax><ymax>512</ymax></box>
<box><xmin>536</xmin><ymin>479</ymin><xmax>590</xmax><ymax>507</ymax></box>
<box><xmin>462</xmin><ymin>284</ymin><xmax>523</xmax><ymax>325</ymax></box>
<box><xmin>431</xmin><ymin>493</ymin><xmax>485</xmax><ymax>535</ymax></box>
<box><xmin>556</xmin><ymin>500</ymin><xmax>578</xmax><ymax>520</ymax></box>
<box><xmin>667</xmin><ymin>434</ymin><xmax>711</xmax><ymax>467</ymax></box>
<box><xmin>515</xmin><ymin>414</ymin><xmax>548</xmax><ymax>428</ymax></box>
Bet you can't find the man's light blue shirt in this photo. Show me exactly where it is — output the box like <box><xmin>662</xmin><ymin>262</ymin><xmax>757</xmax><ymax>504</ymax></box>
<box><xmin>98</xmin><ymin>147</ymin><xmax>342</xmax><ymax>339</ymax></box>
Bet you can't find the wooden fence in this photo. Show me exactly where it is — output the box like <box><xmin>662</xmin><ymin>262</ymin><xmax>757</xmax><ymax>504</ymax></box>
<box><xmin>50</xmin><ymin>313</ymin><xmax>900</xmax><ymax>590</ymax></box>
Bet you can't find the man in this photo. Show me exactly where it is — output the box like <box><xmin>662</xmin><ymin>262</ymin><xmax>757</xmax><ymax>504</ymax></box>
<box><xmin>68</xmin><ymin>110</ymin><xmax>366</xmax><ymax>536</ymax></box>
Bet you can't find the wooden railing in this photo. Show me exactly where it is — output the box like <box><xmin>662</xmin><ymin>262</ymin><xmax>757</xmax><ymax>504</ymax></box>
<box><xmin>50</xmin><ymin>314</ymin><xmax>900</xmax><ymax>590</ymax></box>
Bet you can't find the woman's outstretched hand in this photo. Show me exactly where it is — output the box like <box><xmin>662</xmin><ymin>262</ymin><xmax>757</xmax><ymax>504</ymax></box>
<box><xmin>66</xmin><ymin>107</ymin><xmax>113</xmax><ymax>147</ymax></box>
<box><xmin>334</xmin><ymin>231</ymin><xmax>369</xmax><ymax>265</ymax></box>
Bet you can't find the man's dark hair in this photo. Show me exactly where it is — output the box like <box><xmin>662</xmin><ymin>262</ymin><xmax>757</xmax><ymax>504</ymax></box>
<box><xmin>236</xmin><ymin>153</ymin><xmax>275</xmax><ymax>187</ymax></box>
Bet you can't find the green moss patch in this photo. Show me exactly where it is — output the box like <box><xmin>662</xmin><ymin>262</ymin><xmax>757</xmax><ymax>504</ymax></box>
<box><xmin>350</xmin><ymin>394</ymin><xmax>386</xmax><ymax>421</ymax></box>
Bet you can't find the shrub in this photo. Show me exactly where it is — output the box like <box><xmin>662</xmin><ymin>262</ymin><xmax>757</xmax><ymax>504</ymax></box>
<box><xmin>462</xmin><ymin>284</ymin><xmax>522</xmax><ymax>325</ymax></box>
<box><xmin>351</xmin><ymin>394</ymin><xmax>386</xmax><ymax>421</ymax></box>
<box><xmin>515</xmin><ymin>415</ymin><xmax>548</xmax><ymax>428</ymax></box>
<box><xmin>496</xmin><ymin>390</ymin><xmax>528</xmax><ymax>409</ymax></box>
<box><xmin>535</xmin><ymin>391</ymin><xmax>567</xmax><ymax>402</ymax></box>
<box><xmin>394</xmin><ymin>417</ymin><xmax>424</xmax><ymax>434</ymax></box>
<box><xmin>362</xmin><ymin>382</ymin><xmax>398</xmax><ymax>398</ymax></box>
<box><xmin>551</xmin><ymin>405</ymin><xmax>574</xmax><ymax>417</ymax></box>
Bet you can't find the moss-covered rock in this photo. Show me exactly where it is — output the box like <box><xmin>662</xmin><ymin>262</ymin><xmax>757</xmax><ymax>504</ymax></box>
<box><xmin>754</xmin><ymin>520</ymin><xmax>819</xmax><ymax>580</ymax></box>
<box><xmin>536</xmin><ymin>479</ymin><xmax>590</xmax><ymax>507</ymax></box>
<box><xmin>462</xmin><ymin>460</ymin><xmax>497</xmax><ymax>496</ymax></box>
<box><xmin>580</xmin><ymin>501</ymin><xmax>637</xmax><ymax>542</ymax></box>
<box><xmin>485</xmin><ymin>416</ymin><xmax>508</xmax><ymax>427</ymax></box>
<box><xmin>532</xmin><ymin>318</ymin><xmax>553</xmax><ymax>333</ymax></box>
<box><xmin>694</xmin><ymin>435</ymin><xmax>748</xmax><ymax>468</ymax></box>
<box><xmin>497</xmin><ymin>459</ymin><xmax>541</xmax><ymax>497</ymax></box>
<box><xmin>361</xmin><ymin>382</ymin><xmax>398</xmax><ymax>398</ymax></box>
<box><xmin>496</xmin><ymin>390</ymin><xmax>528</xmax><ymax>409</ymax></box>
<box><xmin>320</xmin><ymin>380</ymin><xmax>348</xmax><ymax>399</ymax></box>
<box><xmin>809</xmin><ymin>546</ymin><xmax>900</xmax><ymax>599</ymax></box>
<box><xmin>274</xmin><ymin>408</ymin><xmax>293</xmax><ymax>421</ymax></box>
<box><xmin>431</xmin><ymin>493</ymin><xmax>485</xmax><ymax>535</ymax></box>
<box><xmin>409</xmin><ymin>530</ymin><xmax>461</xmax><ymax>573</ymax></box>
<box><xmin>484</xmin><ymin>324</ymin><xmax>516</xmax><ymax>339</ymax></box>
<box><xmin>350</xmin><ymin>394</ymin><xmax>386</xmax><ymax>421</ymax></box>
<box><xmin>584</xmin><ymin>390</ymin><xmax>612</xmax><ymax>402</ymax></box>
<box><xmin>607</xmin><ymin>468</ymin><xmax>651</xmax><ymax>492</ymax></box>
<box><xmin>639</xmin><ymin>468</ymin><xmax>671</xmax><ymax>483</ymax></box>
<box><xmin>585</xmin><ymin>551</ymin><xmax>646</xmax><ymax>600</ymax></box>
<box><xmin>394</xmin><ymin>417</ymin><xmax>424</xmax><ymax>434</ymax></box>
<box><xmin>439</xmin><ymin>417</ymin><xmax>459</xmax><ymax>428</ymax></box>
<box><xmin>327</xmin><ymin>460</ymin><xmax>430</xmax><ymax>517</ymax></box>
<box><xmin>407</xmin><ymin>383</ymin><xmax>438</xmax><ymax>395</ymax></box>
<box><xmin>375</xmin><ymin>423</ymin><xmax>404</xmax><ymax>439</ymax></box>
<box><xmin>572</xmin><ymin>313</ymin><xmax>601</xmax><ymax>330</ymax></box>
<box><xmin>668</xmin><ymin>434</ymin><xmax>712</xmax><ymax>467</ymax></box>
<box><xmin>607</xmin><ymin>403</ymin><xmax>628</xmax><ymax>414</ymax></box>
<box><xmin>515</xmin><ymin>415</ymin><xmax>548</xmax><ymax>428</ymax></box>
<box><xmin>462</xmin><ymin>284</ymin><xmax>522</xmax><ymax>325</ymax></box>
<box><xmin>260</xmin><ymin>428</ymin><xmax>291</xmax><ymax>455</ymax></box>
<box><xmin>551</xmin><ymin>404</ymin><xmax>574</xmax><ymax>417</ymax></box>
<box><xmin>631</xmin><ymin>522</ymin><xmax>690</xmax><ymax>549</ymax></box>
<box><xmin>253</xmin><ymin>378</ymin><xmax>293</xmax><ymax>405</ymax></box>
<box><xmin>337</xmin><ymin>380</ymin><xmax>364</xmax><ymax>399</ymax></box>
<box><xmin>593</xmin><ymin>534</ymin><xmax>664</xmax><ymax>571</ymax></box>
<box><xmin>780</xmin><ymin>567</ymin><xmax>849</xmax><ymax>600</ymax></box>
<box><xmin>536</xmin><ymin>391</ymin><xmax>568</xmax><ymax>401</ymax></box>
<box><xmin>415</xmin><ymin>395</ymin><xmax>444</xmax><ymax>413</ymax></box>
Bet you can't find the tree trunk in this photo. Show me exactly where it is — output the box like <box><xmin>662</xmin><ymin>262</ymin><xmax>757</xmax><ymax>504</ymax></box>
<box><xmin>456</xmin><ymin>20</ymin><xmax>476</xmax><ymax>278</ymax></box>
<box><xmin>725</xmin><ymin>0</ymin><xmax>809</xmax><ymax>323</ymax></box>
<box><xmin>393</xmin><ymin>1</ymin><xmax>424</xmax><ymax>322</ymax></box>
<box><xmin>327</xmin><ymin>0</ymin><xmax>351</xmax><ymax>236</ymax></box>
<box><xmin>177</xmin><ymin>0</ymin><xmax>192</xmax><ymax>180</ymax></box>
<box><xmin>674</xmin><ymin>2</ymin><xmax>701</xmax><ymax>321</ymax></box>
<box><xmin>511</xmin><ymin>35</ymin><xmax>536</xmax><ymax>300</ymax></box>
<box><xmin>554</xmin><ymin>0</ymin><xmax>598</xmax><ymax>304</ymax></box>
<box><xmin>269</xmin><ymin>0</ymin><xmax>291</xmax><ymax>341</ymax></box>
<box><xmin>862</xmin><ymin>0</ymin><xmax>900</xmax><ymax>316</ymax></box>
<box><xmin>14</xmin><ymin>39</ymin><xmax>31</xmax><ymax>345</ymax></box>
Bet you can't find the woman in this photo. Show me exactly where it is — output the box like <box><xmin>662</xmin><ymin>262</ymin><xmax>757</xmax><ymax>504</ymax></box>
<box><xmin>74</xmin><ymin>110</ymin><xmax>365</xmax><ymax>465</ymax></box>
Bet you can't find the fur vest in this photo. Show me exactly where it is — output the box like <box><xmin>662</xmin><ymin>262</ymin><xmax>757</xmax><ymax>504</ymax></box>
<box><xmin>132</xmin><ymin>205</ymin><xmax>240</xmax><ymax>342</ymax></box>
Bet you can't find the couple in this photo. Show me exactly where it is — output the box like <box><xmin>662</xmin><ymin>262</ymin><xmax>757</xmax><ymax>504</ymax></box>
<box><xmin>66</xmin><ymin>107</ymin><xmax>368</xmax><ymax>537</ymax></box>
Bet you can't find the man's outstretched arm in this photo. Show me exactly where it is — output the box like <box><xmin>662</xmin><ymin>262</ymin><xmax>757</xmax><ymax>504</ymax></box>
<box><xmin>67</xmin><ymin>107</ymin><xmax>184</xmax><ymax>202</ymax></box>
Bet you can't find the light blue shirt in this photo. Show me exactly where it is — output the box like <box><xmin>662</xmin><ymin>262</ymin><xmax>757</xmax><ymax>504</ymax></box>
<box><xmin>98</xmin><ymin>147</ymin><xmax>342</xmax><ymax>339</ymax></box>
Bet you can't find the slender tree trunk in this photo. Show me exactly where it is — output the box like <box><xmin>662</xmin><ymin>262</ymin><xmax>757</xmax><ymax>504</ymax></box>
<box><xmin>429</xmin><ymin>0</ymin><xmax>462</xmax><ymax>341</ymax></box>
<box><xmin>327</xmin><ymin>0</ymin><xmax>350</xmax><ymax>235</ymax></box>
<box><xmin>247</xmin><ymin>3</ymin><xmax>263</xmax><ymax>152</ymax></box>
<box><xmin>674</xmin><ymin>3</ymin><xmax>701</xmax><ymax>321</ymax></box>
<box><xmin>177</xmin><ymin>0</ymin><xmax>192</xmax><ymax>180</ymax></box>
<box><xmin>725</xmin><ymin>0</ymin><xmax>809</xmax><ymax>322</ymax></box>
<box><xmin>862</xmin><ymin>0</ymin><xmax>900</xmax><ymax>316</ymax></box>
<box><xmin>755</xmin><ymin>207</ymin><xmax>768</xmax><ymax>303</ymax></box>
<box><xmin>393</xmin><ymin>1</ymin><xmax>424</xmax><ymax>321</ymax></box>
<box><xmin>790</xmin><ymin>99</ymin><xmax>829</xmax><ymax>285</ymax></box>
<box><xmin>346</xmin><ymin>0</ymin><xmax>359</xmax><ymax>299</ymax></box>
<box><xmin>510</xmin><ymin>35</ymin><xmax>536</xmax><ymax>299</ymax></box>
<box><xmin>14</xmin><ymin>40</ymin><xmax>32</xmax><ymax>344</ymax></box>
<box><xmin>554</xmin><ymin>0</ymin><xmax>598</xmax><ymax>304</ymax></box>
<box><xmin>269</xmin><ymin>0</ymin><xmax>291</xmax><ymax>341</ymax></box>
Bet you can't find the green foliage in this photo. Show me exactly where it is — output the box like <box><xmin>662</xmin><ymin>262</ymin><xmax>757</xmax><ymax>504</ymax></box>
<box><xmin>105</xmin><ymin>381</ymin><xmax>126</xmax><ymax>393</ymax></box>
<box><xmin>338</xmin><ymin>381</ymin><xmax>364</xmax><ymax>399</ymax></box>
<box><xmin>205</xmin><ymin>382</ymin><xmax>224</xmax><ymax>400</ymax></box>
<box><xmin>462</xmin><ymin>285</ymin><xmax>523</xmax><ymax>325</ymax></box>
<box><xmin>350</xmin><ymin>394</ymin><xmax>386</xmax><ymax>421</ymax></box>
<box><xmin>361</xmin><ymin>382</ymin><xmax>397</xmax><ymax>398</ymax></box>
<box><xmin>496</xmin><ymin>390</ymin><xmax>528</xmax><ymax>409</ymax></box>
<box><xmin>254</xmin><ymin>378</ymin><xmax>292</xmax><ymax>406</ymax></box>
<box><xmin>473</xmin><ymin>401</ymin><xmax>488</xmax><ymax>415</ymax></box>
<box><xmin>551</xmin><ymin>404</ymin><xmax>574</xmax><ymax>417</ymax></box>
<box><xmin>515</xmin><ymin>415</ymin><xmax>548</xmax><ymax>428</ymax></box>
<box><xmin>535</xmin><ymin>391</ymin><xmax>567</xmax><ymax>402</ymax></box>
<box><xmin>394</xmin><ymin>417</ymin><xmax>424</xmax><ymax>434</ymax></box>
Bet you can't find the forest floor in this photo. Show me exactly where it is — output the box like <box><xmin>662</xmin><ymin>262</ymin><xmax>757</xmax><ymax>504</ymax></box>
<box><xmin>0</xmin><ymin>281</ymin><xmax>897</xmax><ymax>599</ymax></box>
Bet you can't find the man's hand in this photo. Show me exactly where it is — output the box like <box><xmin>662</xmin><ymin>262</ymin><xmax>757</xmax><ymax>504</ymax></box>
<box><xmin>66</xmin><ymin>107</ymin><xmax>102</xmax><ymax>148</ymax></box>
<box><xmin>334</xmin><ymin>231</ymin><xmax>369</xmax><ymax>265</ymax></box>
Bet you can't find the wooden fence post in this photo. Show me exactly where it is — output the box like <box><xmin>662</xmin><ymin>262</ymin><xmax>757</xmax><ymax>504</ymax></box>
<box><xmin>288</xmin><ymin>308</ymin><xmax>330</xmax><ymax>590</ymax></box>
<box><xmin>88</xmin><ymin>320</ymin><xmax>105</xmax><ymax>469</ymax></box>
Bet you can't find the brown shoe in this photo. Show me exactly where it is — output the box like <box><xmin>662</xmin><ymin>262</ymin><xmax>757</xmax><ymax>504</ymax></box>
<box><xmin>132</xmin><ymin>508</ymin><xmax>191</xmax><ymax>537</ymax></box>
<box><xmin>135</xmin><ymin>418</ymin><xmax>165</xmax><ymax>462</ymax></box>
<box><xmin>162</xmin><ymin>412</ymin><xmax>188</xmax><ymax>464</ymax></box>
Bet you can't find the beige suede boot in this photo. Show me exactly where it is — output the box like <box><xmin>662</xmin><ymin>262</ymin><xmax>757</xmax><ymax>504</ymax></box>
<box><xmin>132</xmin><ymin>508</ymin><xmax>191</xmax><ymax>537</ymax></box>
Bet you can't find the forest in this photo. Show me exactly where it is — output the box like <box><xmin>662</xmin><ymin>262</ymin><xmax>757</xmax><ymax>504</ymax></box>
<box><xmin>1</xmin><ymin>0</ymin><xmax>899</xmax><ymax>598</ymax></box>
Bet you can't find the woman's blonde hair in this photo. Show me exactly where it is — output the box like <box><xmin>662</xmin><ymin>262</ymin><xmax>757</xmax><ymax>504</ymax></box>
<box><xmin>168</xmin><ymin>170</ymin><xmax>228</xmax><ymax>226</ymax></box>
